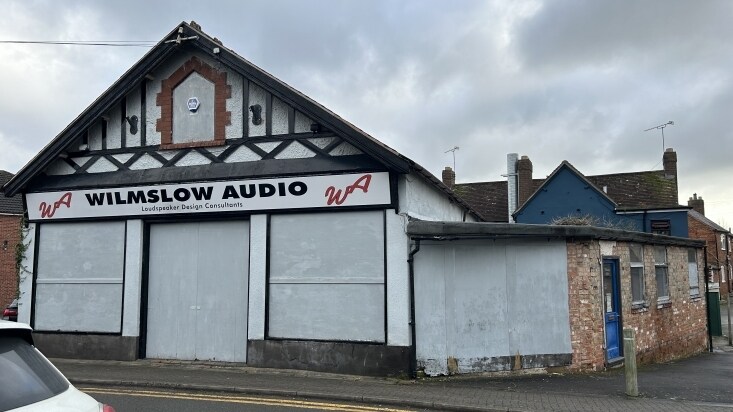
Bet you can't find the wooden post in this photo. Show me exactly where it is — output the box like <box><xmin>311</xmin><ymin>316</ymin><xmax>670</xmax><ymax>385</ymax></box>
<box><xmin>623</xmin><ymin>328</ymin><xmax>639</xmax><ymax>397</ymax></box>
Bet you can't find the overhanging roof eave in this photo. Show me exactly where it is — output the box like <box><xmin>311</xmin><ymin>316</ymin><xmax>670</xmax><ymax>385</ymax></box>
<box><xmin>3</xmin><ymin>36</ymin><xmax>179</xmax><ymax>197</ymax></box>
<box><xmin>407</xmin><ymin>221</ymin><xmax>705</xmax><ymax>248</ymax></box>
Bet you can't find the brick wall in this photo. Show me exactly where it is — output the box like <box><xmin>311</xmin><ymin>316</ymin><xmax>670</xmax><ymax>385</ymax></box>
<box><xmin>567</xmin><ymin>239</ymin><xmax>707</xmax><ymax>370</ymax></box>
<box><xmin>566</xmin><ymin>240</ymin><xmax>606</xmax><ymax>370</ymax></box>
<box><xmin>0</xmin><ymin>215</ymin><xmax>22</xmax><ymax>308</ymax></box>
<box><xmin>688</xmin><ymin>216</ymin><xmax>732</xmax><ymax>295</ymax></box>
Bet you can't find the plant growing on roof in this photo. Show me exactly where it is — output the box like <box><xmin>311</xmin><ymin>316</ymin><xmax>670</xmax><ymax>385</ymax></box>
<box><xmin>551</xmin><ymin>213</ymin><xmax>639</xmax><ymax>232</ymax></box>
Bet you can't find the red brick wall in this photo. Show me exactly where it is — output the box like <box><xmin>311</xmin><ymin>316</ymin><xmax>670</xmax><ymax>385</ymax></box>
<box><xmin>688</xmin><ymin>216</ymin><xmax>732</xmax><ymax>296</ymax></box>
<box><xmin>566</xmin><ymin>240</ymin><xmax>606</xmax><ymax>370</ymax></box>
<box><xmin>0</xmin><ymin>215</ymin><xmax>22</xmax><ymax>308</ymax></box>
<box><xmin>567</xmin><ymin>239</ymin><xmax>707</xmax><ymax>370</ymax></box>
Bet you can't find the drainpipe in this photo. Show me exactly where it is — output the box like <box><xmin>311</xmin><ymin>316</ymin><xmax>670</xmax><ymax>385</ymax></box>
<box><xmin>704</xmin><ymin>246</ymin><xmax>713</xmax><ymax>352</ymax></box>
<box><xmin>642</xmin><ymin>211</ymin><xmax>647</xmax><ymax>232</ymax></box>
<box><xmin>407</xmin><ymin>239</ymin><xmax>421</xmax><ymax>378</ymax></box>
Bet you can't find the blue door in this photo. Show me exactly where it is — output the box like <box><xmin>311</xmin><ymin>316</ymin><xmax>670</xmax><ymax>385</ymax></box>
<box><xmin>603</xmin><ymin>259</ymin><xmax>622</xmax><ymax>361</ymax></box>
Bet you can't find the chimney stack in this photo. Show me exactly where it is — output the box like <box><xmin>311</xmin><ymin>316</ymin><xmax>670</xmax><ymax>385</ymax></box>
<box><xmin>688</xmin><ymin>193</ymin><xmax>705</xmax><ymax>216</ymax></box>
<box><xmin>442</xmin><ymin>166</ymin><xmax>455</xmax><ymax>188</ymax></box>
<box><xmin>517</xmin><ymin>155</ymin><xmax>533</xmax><ymax>206</ymax></box>
<box><xmin>663</xmin><ymin>148</ymin><xmax>677</xmax><ymax>180</ymax></box>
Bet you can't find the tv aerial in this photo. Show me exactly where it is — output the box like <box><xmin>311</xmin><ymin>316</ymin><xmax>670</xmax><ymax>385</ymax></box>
<box><xmin>644</xmin><ymin>121</ymin><xmax>674</xmax><ymax>154</ymax></box>
<box><xmin>444</xmin><ymin>146</ymin><xmax>459</xmax><ymax>171</ymax></box>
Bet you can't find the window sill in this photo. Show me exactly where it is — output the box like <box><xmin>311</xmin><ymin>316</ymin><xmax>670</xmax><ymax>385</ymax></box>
<box><xmin>631</xmin><ymin>302</ymin><xmax>649</xmax><ymax>313</ymax></box>
<box><xmin>656</xmin><ymin>299</ymin><xmax>672</xmax><ymax>309</ymax></box>
<box><xmin>160</xmin><ymin>140</ymin><xmax>225</xmax><ymax>150</ymax></box>
<box><xmin>689</xmin><ymin>294</ymin><xmax>703</xmax><ymax>301</ymax></box>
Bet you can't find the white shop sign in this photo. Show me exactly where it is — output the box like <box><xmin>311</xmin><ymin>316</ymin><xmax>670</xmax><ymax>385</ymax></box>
<box><xmin>26</xmin><ymin>172</ymin><xmax>390</xmax><ymax>220</ymax></box>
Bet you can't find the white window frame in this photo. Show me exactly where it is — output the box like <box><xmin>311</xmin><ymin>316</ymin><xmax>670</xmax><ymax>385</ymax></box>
<box><xmin>654</xmin><ymin>246</ymin><xmax>669</xmax><ymax>303</ymax></box>
<box><xmin>722</xmin><ymin>265</ymin><xmax>727</xmax><ymax>283</ymax></box>
<box><xmin>629</xmin><ymin>244</ymin><xmax>645</xmax><ymax>304</ymax></box>
<box><xmin>688</xmin><ymin>249</ymin><xmax>700</xmax><ymax>296</ymax></box>
<box><xmin>722</xmin><ymin>234</ymin><xmax>727</xmax><ymax>251</ymax></box>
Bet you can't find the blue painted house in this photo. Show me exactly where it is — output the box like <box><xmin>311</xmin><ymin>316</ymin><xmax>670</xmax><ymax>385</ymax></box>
<box><xmin>452</xmin><ymin>148</ymin><xmax>690</xmax><ymax>237</ymax></box>
<box><xmin>512</xmin><ymin>161</ymin><xmax>689</xmax><ymax>237</ymax></box>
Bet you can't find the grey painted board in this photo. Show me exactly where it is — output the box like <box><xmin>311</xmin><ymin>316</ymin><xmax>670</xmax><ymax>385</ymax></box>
<box><xmin>146</xmin><ymin>223</ymin><xmax>198</xmax><ymax>359</ymax></box>
<box><xmin>270</xmin><ymin>211</ymin><xmax>384</xmax><ymax>281</ymax></box>
<box><xmin>172</xmin><ymin>72</ymin><xmax>215</xmax><ymax>143</ymax></box>
<box><xmin>413</xmin><ymin>243</ymin><xmax>448</xmax><ymax>375</ymax></box>
<box><xmin>37</xmin><ymin>222</ymin><xmax>125</xmax><ymax>280</ymax></box>
<box><xmin>35</xmin><ymin>222</ymin><xmax>125</xmax><ymax>333</ymax></box>
<box><xmin>194</xmin><ymin>222</ymin><xmax>249</xmax><ymax>362</ymax></box>
<box><xmin>146</xmin><ymin>221</ymin><xmax>249</xmax><ymax>362</ymax></box>
<box><xmin>34</xmin><ymin>283</ymin><xmax>122</xmax><ymax>333</ymax></box>
<box><xmin>268</xmin><ymin>211</ymin><xmax>385</xmax><ymax>342</ymax></box>
<box><xmin>268</xmin><ymin>283</ymin><xmax>385</xmax><ymax>342</ymax></box>
<box><xmin>507</xmin><ymin>241</ymin><xmax>571</xmax><ymax>355</ymax></box>
<box><xmin>448</xmin><ymin>243</ymin><xmax>510</xmax><ymax>359</ymax></box>
<box><xmin>414</xmin><ymin>239</ymin><xmax>571</xmax><ymax>375</ymax></box>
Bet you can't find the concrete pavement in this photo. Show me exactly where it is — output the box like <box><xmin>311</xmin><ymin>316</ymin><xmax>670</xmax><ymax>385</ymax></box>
<box><xmin>53</xmin><ymin>336</ymin><xmax>733</xmax><ymax>412</ymax></box>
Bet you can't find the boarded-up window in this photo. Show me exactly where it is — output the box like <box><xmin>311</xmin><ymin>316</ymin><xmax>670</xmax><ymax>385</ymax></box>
<box><xmin>34</xmin><ymin>222</ymin><xmax>125</xmax><ymax>333</ymax></box>
<box><xmin>651</xmin><ymin>220</ymin><xmax>671</xmax><ymax>236</ymax></box>
<box><xmin>268</xmin><ymin>211</ymin><xmax>385</xmax><ymax>342</ymax></box>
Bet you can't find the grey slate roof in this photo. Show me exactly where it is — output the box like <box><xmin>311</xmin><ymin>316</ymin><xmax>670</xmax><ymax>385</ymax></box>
<box><xmin>689</xmin><ymin>209</ymin><xmax>728</xmax><ymax>233</ymax></box>
<box><xmin>0</xmin><ymin>171</ymin><xmax>23</xmax><ymax>215</ymax></box>
<box><xmin>453</xmin><ymin>179</ymin><xmax>543</xmax><ymax>222</ymax></box>
<box><xmin>455</xmin><ymin>164</ymin><xmax>679</xmax><ymax>222</ymax></box>
<box><xmin>586</xmin><ymin>170</ymin><xmax>679</xmax><ymax>210</ymax></box>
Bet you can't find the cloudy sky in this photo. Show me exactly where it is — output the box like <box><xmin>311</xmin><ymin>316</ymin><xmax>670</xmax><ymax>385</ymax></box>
<box><xmin>1</xmin><ymin>1</ymin><xmax>731</xmax><ymax>226</ymax></box>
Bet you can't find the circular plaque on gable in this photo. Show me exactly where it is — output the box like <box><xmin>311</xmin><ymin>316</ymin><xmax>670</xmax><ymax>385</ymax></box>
<box><xmin>187</xmin><ymin>97</ymin><xmax>200</xmax><ymax>113</ymax></box>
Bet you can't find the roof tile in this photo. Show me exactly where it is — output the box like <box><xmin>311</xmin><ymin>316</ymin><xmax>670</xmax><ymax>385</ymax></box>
<box><xmin>0</xmin><ymin>171</ymin><xmax>23</xmax><ymax>214</ymax></box>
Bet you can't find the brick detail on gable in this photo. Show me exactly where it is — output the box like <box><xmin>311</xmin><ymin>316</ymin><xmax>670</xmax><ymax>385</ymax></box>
<box><xmin>156</xmin><ymin>56</ymin><xmax>231</xmax><ymax>149</ymax></box>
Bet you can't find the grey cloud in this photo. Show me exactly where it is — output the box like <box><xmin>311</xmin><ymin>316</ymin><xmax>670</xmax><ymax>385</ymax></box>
<box><xmin>512</xmin><ymin>0</ymin><xmax>733</xmax><ymax>73</ymax></box>
<box><xmin>0</xmin><ymin>0</ymin><xmax>731</xmax><ymax>224</ymax></box>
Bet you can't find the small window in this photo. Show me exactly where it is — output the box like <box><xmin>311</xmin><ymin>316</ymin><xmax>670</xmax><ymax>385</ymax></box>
<box><xmin>722</xmin><ymin>234</ymin><xmax>727</xmax><ymax>251</ymax></box>
<box><xmin>722</xmin><ymin>265</ymin><xmax>727</xmax><ymax>284</ymax></box>
<box><xmin>688</xmin><ymin>249</ymin><xmax>699</xmax><ymax>296</ymax></box>
<box><xmin>655</xmin><ymin>246</ymin><xmax>669</xmax><ymax>301</ymax></box>
<box><xmin>651</xmin><ymin>220</ymin><xmax>671</xmax><ymax>236</ymax></box>
<box><xmin>629</xmin><ymin>244</ymin><xmax>645</xmax><ymax>303</ymax></box>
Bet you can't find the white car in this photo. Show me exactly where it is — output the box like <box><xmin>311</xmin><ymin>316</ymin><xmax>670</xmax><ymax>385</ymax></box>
<box><xmin>0</xmin><ymin>320</ymin><xmax>115</xmax><ymax>412</ymax></box>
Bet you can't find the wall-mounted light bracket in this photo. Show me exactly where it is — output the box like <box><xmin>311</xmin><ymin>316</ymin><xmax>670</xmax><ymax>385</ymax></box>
<box><xmin>125</xmin><ymin>115</ymin><xmax>139</xmax><ymax>135</ymax></box>
<box><xmin>250</xmin><ymin>104</ymin><xmax>263</xmax><ymax>125</ymax></box>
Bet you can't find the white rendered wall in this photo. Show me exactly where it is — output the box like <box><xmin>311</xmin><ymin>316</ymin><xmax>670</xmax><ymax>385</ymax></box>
<box><xmin>122</xmin><ymin>220</ymin><xmax>143</xmax><ymax>336</ymax></box>
<box><xmin>248</xmin><ymin>214</ymin><xmax>267</xmax><ymax>340</ymax></box>
<box><xmin>398</xmin><ymin>173</ymin><xmax>473</xmax><ymax>222</ymax></box>
<box><xmin>386</xmin><ymin>209</ymin><xmax>410</xmax><ymax>346</ymax></box>
<box><xmin>17</xmin><ymin>223</ymin><xmax>36</xmax><ymax>325</ymax></box>
<box><xmin>126</xmin><ymin>88</ymin><xmax>142</xmax><ymax>147</ymax></box>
